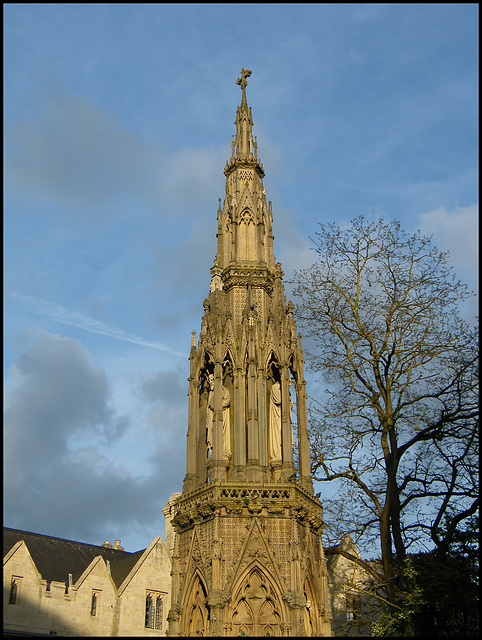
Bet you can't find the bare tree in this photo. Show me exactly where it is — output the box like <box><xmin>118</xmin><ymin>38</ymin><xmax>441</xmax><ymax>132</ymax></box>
<box><xmin>292</xmin><ymin>216</ymin><xmax>478</xmax><ymax>609</ymax></box>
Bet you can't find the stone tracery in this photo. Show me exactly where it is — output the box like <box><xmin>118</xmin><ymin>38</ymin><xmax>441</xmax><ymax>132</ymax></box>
<box><xmin>231</xmin><ymin>567</ymin><xmax>283</xmax><ymax>637</ymax></box>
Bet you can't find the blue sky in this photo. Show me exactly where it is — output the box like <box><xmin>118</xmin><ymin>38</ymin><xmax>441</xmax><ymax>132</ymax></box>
<box><xmin>4</xmin><ymin>3</ymin><xmax>478</xmax><ymax>552</ymax></box>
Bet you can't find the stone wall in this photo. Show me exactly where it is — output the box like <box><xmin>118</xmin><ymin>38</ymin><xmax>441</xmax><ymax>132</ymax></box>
<box><xmin>4</xmin><ymin>536</ymin><xmax>171</xmax><ymax>637</ymax></box>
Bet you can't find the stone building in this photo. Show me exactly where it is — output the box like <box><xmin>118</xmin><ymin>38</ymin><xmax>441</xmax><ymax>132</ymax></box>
<box><xmin>3</xmin><ymin>528</ymin><xmax>171</xmax><ymax>636</ymax></box>
<box><xmin>326</xmin><ymin>535</ymin><xmax>382</xmax><ymax>637</ymax></box>
<box><xmin>166</xmin><ymin>69</ymin><xmax>332</xmax><ymax>637</ymax></box>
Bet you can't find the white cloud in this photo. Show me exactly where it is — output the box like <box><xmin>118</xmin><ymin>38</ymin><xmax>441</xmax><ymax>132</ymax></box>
<box><xmin>418</xmin><ymin>204</ymin><xmax>478</xmax><ymax>287</ymax></box>
<box><xmin>11</xmin><ymin>293</ymin><xmax>184</xmax><ymax>356</ymax></box>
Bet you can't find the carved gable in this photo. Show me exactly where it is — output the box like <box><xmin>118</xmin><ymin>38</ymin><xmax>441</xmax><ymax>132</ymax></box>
<box><xmin>229</xmin><ymin>519</ymin><xmax>281</xmax><ymax>590</ymax></box>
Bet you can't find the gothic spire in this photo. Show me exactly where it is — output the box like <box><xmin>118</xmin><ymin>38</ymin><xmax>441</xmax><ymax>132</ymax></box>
<box><xmin>225</xmin><ymin>68</ymin><xmax>262</xmax><ymax>171</ymax></box>
<box><xmin>217</xmin><ymin>69</ymin><xmax>271</xmax><ymax>270</ymax></box>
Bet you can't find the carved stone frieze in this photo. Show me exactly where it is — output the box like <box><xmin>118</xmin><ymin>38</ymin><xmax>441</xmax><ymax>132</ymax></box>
<box><xmin>222</xmin><ymin>267</ymin><xmax>274</xmax><ymax>294</ymax></box>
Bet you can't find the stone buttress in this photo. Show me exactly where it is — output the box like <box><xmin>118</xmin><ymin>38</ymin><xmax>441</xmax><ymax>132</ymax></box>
<box><xmin>167</xmin><ymin>69</ymin><xmax>332</xmax><ymax>637</ymax></box>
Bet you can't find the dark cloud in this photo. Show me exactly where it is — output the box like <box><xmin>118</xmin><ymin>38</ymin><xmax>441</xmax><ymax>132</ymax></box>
<box><xmin>5</xmin><ymin>332</ymin><xmax>121</xmax><ymax>465</ymax></box>
<box><xmin>3</xmin><ymin>330</ymin><xmax>184</xmax><ymax>549</ymax></box>
<box><xmin>138</xmin><ymin>369</ymin><xmax>187</xmax><ymax>405</ymax></box>
<box><xmin>136</xmin><ymin>371</ymin><xmax>189</xmax><ymax>482</ymax></box>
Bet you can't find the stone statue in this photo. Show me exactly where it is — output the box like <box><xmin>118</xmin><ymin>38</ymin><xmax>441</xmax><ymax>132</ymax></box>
<box><xmin>212</xmin><ymin>538</ymin><xmax>223</xmax><ymax>560</ymax></box>
<box><xmin>269</xmin><ymin>381</ymin><xmax>282</xmax><ymax>465</ymax></box>
<box><xmin>205</xmin><ymin>373</ymin><xmax>231</xmax><ymax>459</ymax></box>
<box><xmin>222</xmin><ymin>383</ymin><xmax>231</xmax><ymax>459</ymax></box>
<box><xmin>206</xmin><ymin>374</ymin><xmax>214</xmax><ymax>455</ymax></box>
<box><xmin>210</xmin><ymin>275</ymin><xmax>223</xmax><ymax>292</ymax></box>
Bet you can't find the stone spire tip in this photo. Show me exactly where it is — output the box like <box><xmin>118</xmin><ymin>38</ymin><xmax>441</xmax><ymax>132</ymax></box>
<box><xmin>236</xmin><ymin>68</ymin><xmax>252</xmax><ymax>104</ymax></box>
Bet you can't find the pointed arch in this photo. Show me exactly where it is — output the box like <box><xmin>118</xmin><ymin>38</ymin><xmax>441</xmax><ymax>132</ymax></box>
<box><xmin>288</xmin><ymin>353</ymin><xmax>298</xmax><ymax>382</ymax></box>
<box><xmin>230</xmin><ymin>561</ymin><xmax>286</xmax><ymax>637</ymax></box>
<box><xmin>181</xmin><ymin>569</ymin><xmax>210</xmax><ymax>636</ymax></box>
<box><xmin>223</xmin><ymin>349</ymin><xmax>235</xmax><ymax>372</ymax></box>
<box><xmin>302</xmin><ymin>577</ymin><xmax>318</xmax><ymax>636</ymax></box>
<box><xmin>287</xmin><ymin>354</ymin><xmax>299</xmax><ymax>462</ymax></box>
<box><xmin>239</xmin><ymin>208</ymin><xmax>257</xmax><ymax>261</ymax></box>
<box><xmin>265</xmin><ymin>349</ymin><xmax>280</xmax><ymax>374</ymax></box>
<box><xmin>199</xmin><ymin>349</ymin><xmax>214</xmax><ymax>386</ymax></box>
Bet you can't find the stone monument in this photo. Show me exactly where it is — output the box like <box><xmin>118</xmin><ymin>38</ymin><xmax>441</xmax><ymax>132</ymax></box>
<box><xmin>167</xmin><ymin>69</ymin><xmax>332</xmax><ymax>637</ymax></box>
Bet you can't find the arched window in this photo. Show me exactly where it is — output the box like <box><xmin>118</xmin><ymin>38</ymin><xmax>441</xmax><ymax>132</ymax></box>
<box><xmin>145</xmin><ymin>591</ymin><xmax>165</xmax><ymax>630</ymax></box>
<box><xmin>239</xmin><ymin>209</ymin><xmax>256</xmax><ymax>261</ymax></box>
<box><xmin>90</xmin><ymin>591</ymin><xmax>98</xmax><ymax>617</ymax></box>
<box><xmin>145</xmin><ymin>594</ymin><xmax>154</xmax><ymax>628</ymax></box>
<box><xmin>155</xmin><ymin>595</ymin><xmax>163</xmax><ymax>630</ymax></box>
<box><xmin>9</xmin><ymin>578</ymin><xmax>19</xmax><ymax>605</ymax></box>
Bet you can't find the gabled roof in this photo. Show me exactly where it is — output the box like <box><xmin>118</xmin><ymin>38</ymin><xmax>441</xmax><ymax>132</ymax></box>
<box><xmin>3</xmin><ymin>527</ymin><xmax>146</xmax><ymax>589</ymax></box>
<box><xmin>109</xmin><ymin>547</ymin><xmax>146</xmax><ymax>588</ymax></box>
<box><xmin>325</xmin><ymin>534</ymin><xmax>362</xmax><ymax>572</ymax></box>
<box><xmin>117</xmin><ymin>536</ymin><xmax>167</xmax><ymax>596</ymax></box>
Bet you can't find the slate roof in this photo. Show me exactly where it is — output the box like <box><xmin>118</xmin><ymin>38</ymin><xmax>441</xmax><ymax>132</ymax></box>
<box><xmin>3</xmin><ymin>527</ymin><xmax>147</xmax><ymax>589</ymax></box>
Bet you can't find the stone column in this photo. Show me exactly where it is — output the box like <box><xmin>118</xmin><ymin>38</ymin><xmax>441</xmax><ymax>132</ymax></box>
<box><xmin>290</xmin><ymin>522</ymin><xmax>302</xmax><ymax>594</ymax></box>
<box><xmin>162</xmin><ymin>494</ymin><xmax>181</xmax><ymax>557</ymax></box>
<box><xmin>209</xmin><ymin>514</ymin><xmax>226</xmax><ymax>636</ymax></box>
<box><xmin>280</xmin><ymin>364</ymin><xmax>295</xmax><ymax>479</ymax></box>
<box><xmin>295</xmin><ymin>338</ymin><xmax>314</xmax><ymax>493</ymax></box>
<box><xmin>167</xmin><ymin>543</ymin><xmax>181</xmax><ymax>636</ymax></box>
<box><xmin>198</xmin><ymin>378</ymin><xmax>208</xmax><ymax>484</ymax></box>
<box><xmin>257</xmin><ymin>366</ymin><xmax>268</xmax><ymax>475</ymax></box>
<box><xmin>210</xmin><ymin>361</ymin><xmax>226</xmax><ymax>481</ymax></box>
<box><xmin>233</xmin><ymin>365</ymin><xmax>246</xmax><ymax>479</ymax></box>
<box><xmin>183</xmin><ymin>369</ymin><xmax>199</xmax><ymax>493</ymax></box>
<box><xmin>208</xmin><ymin>593</ymin><xmax>227</xmax><ymax>637</ymax></box>
<box><xmin>246</xmin><ymin>332</ymin><xmax>260</xmax><ymax>481</ymax></box>
<box><xmin>296</xmin><ymin>378</ymin><xmax>313</xmax><ymax>493</ymax></box>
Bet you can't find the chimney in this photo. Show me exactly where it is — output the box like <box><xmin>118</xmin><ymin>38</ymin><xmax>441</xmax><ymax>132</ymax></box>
<box><xmin>114</xmin><ymin>540</ymin><xmax>124</xmax><ymax>551</ymax></box>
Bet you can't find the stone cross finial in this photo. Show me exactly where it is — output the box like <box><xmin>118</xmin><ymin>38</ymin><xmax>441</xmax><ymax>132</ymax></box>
<box><xmin>236</xmin><ymin>68</ymin><xmax>252</xmax><ymax>90</ymax></box>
